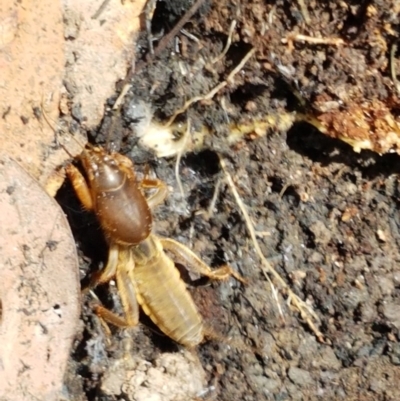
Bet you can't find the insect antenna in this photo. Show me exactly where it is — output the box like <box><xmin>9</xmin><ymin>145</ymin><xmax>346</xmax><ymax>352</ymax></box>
<box><xmin>40</xmin><ymin>96</ymin><xmax>88</xmax><ymax>157</ymax></box>
<box><xmin>54</xmin><ymin>129</ymin><xmax>88</xmax><ymax>159</ymax></box>
<box><xmin>64</xmin><ymin>131</ymin><xmax>88</xmax><ymax>153</ymax></box>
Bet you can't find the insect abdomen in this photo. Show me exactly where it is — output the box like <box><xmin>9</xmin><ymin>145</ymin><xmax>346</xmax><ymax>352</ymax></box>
<box><xmin>133</xmin><ymin>237</ymin><xmax>204</xmax><ymax>347</ymax></box>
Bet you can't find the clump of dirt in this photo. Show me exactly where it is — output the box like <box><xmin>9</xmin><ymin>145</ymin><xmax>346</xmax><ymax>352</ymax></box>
<box><xmin>61</xmin><ymin>1</ymin><xmax>400</xmax><ymax>401</ymax></box>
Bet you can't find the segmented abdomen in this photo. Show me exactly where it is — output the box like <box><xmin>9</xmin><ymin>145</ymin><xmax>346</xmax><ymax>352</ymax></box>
<box><xmin>133</xmin><ymin>236</ymin><xmax>203</xmax><ymax>347</ymax></box>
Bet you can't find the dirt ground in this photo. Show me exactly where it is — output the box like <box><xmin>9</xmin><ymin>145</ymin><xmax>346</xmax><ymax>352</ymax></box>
<box><xmin>58</xmin><ymin>1</ymin><xmax>400</xmax><ymax>400</ymax></box>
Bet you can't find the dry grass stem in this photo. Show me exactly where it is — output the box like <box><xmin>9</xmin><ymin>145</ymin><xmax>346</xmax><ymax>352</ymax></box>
<box><xmin>207</xmin><ymin>177</ymin><xmax>222</xmax><ymax>218</ymax></box>
<box><xmin>180</xmin><ymin>28</ymin><xmax>200</xmax><ymax>43</ymax></box>
<box><xmin>279</xmin><ymin>182</ymin><xmax>291</xmax><ymax>198</ymax></box>
<box><xmin>220</xmin><ymin>157</ymin><xmax>324</xmax><ymax>342</ymax></box>
<box><xmin>282</xmin><ymin>33</ymin><xmax>344</xmax><ymax>47</ymax></box>
<box><xmin>113</xmin><ymin>83</ymin><xmax>131</xmax><ymax>111</ymax></box>
<box><xmin>212</xmin><ymin>20</ymin><xmax>237</xmax><ymax>64</ymax></box>
<box><xmin>175</xmin><ymin>119</ymin><xmax>191</xmax><ymax>197</ymax></box>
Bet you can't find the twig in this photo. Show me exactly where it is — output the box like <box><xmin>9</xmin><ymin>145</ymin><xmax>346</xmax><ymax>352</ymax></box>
<box><xmin>220</xmin><ymin>157</ymin><xmax>324</xmax><ymax>343</ymax></box>
<box><xmin>165</xmin><ymin>47</ymin><xmax>256</xmax><ymax>127</ymax></box>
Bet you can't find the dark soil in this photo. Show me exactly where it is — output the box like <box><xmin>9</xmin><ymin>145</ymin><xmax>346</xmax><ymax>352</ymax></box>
<box><xmin>61</xmin><ymin>1</ymin><xmax>400</xmax><ymax>400</ymax></box>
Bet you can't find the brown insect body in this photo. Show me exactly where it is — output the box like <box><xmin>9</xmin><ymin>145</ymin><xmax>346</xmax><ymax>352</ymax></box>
<box><xmin>78</xmin><ymin>147</ymin><xmax>152</xmax><ymax>245</ymax></box>
<box><xmin>67</xmin><ymin>145</ymin><xmax>243</xmax><ymax>347</ymax></box>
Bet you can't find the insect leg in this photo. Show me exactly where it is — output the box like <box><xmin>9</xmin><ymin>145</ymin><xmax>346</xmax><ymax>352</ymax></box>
<box><xmin>65</xmin><ymin>164</ymin><xmax>94</xmax><ymax>210</ymax></box>
<box><xmin>158</xmin><ymin>237</ymin><xmax>246</xmax><ymax>284</ymax></box>
<box><xmin>92</xmin><ymin>247</ymin><xmax>139</xmax><ymax>327</ymax></box>
<box><xmin>83</xmin><ymin>244</ymin><xmax>119</xmax><ymax>293</ymax></box>
<box><xmin>115</xmin><ymin>248</ymin><xmax>139</xmax><ymax>326</ymax></box>
<box><xmin>140</xmin><ymin>178</ymin><xmax>169</xmax><ymax>209</ymax></box>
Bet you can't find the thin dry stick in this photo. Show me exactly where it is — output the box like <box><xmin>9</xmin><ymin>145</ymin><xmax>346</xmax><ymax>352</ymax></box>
<box><xmin>165</xmin><ymin>47</ymin><xmax>256</xmax><ymax>127</ymax></box>
<box><xmin>220</xmin><ymin>157</ymin><xmax>324</xmax><ymax>343</ymax></box>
